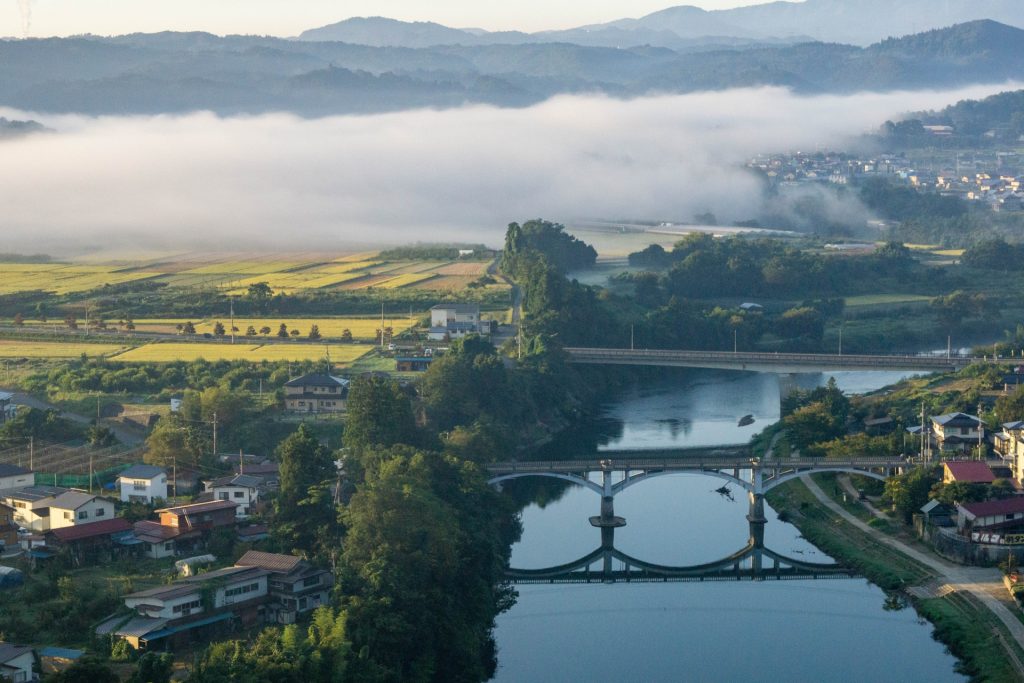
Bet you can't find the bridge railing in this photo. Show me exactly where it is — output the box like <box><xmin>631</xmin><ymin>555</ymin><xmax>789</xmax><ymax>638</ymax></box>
<box><xmin>564</xmin><ymin>347</ymin><xmax>972</xmax><ymax>368</ymax></box>
<box><xmin>486</xmin><ymin>457</ymin><xmax>908</xmax><ymax>475</ymax></box>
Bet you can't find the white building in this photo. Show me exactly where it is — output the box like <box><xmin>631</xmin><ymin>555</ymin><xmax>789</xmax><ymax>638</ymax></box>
<box><xmin>427</xmin><ymin>303</ymin><xmax>493</xmax><ymax>341</ymax></box>
<box><xmin>117</xmin><ymin>464</ymin><xmax>168</xmax><ymax>504</ymax></box>
<box><xmin>0</xmin><ymin>642</ymin><xmax>36</xmax><ymax>682</ymax></box>
<box><xmin>0</xmin><ymin>464</ymin><xmax>33</xmax><ymax>493</ymax></box>
<box><xmin>1</xmin><ymin>486</ymin><xmax>116</xmax><ymax>533</ymax></box>
<box><xmin>206</xmin><ymin>474</ymin><xmax>263</xmax><ymax>519</ymax></box>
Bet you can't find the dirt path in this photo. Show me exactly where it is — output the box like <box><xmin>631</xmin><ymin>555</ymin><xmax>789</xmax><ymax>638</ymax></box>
<box><xmin>801</xmin><ymin>474</ymin><xmax>1024</xmax><ymax>652</ymax></box>
<box><xmin>1</xmin><ymin>387</ymin><xmax>145</xmax><ymax>445</ymax></box>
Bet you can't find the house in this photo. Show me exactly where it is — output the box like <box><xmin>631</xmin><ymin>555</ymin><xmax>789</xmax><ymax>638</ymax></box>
<box><xmin>863</xmin><ymin>416</ymin><xmax>895</xmax><ymax>436</ymax></box>
<box><xmin>234</xmin><ymin>462</ymin><xmax>279</xmax><ymax>490</ymax></box>
<box><xmin>117</xmin><ymin>464</ymin><xmax>168</xmax><ymax>504</ymax></box>
<box><xmin>133</xmin><ymin>520</ymin><xmax>183</xmax><ymax>560</ymax></box>
<box><xmin>957</xmin><ymin>497</ymin><xmax>1024</xmax><ymax>535</ymax></box>
<box><xmin>205</xmin><ymin>475</ymin><xmax>263</xmax><ymax>519</ymax></box>
<box><xmin>995</xmin><ymin>421</ymin><xmax>1024</xmax><ymax>481</ymax></box>
<box><xmin>943</xmin><ymin>461</ymin><xmax>996</xmax><ymax>485</ymax></box>
<box><xmin>235</xmin><ymin>550</ymin><xmax>333</xmax><ymax>624</ymax></box>
<box><xmin>283</xmin><ymin>373</ymin><xmax>349</xmax><ymax>413</ymax></box>
<box><xmin>156</xmin><ymin>500</ymin><xmax>238</xmax><ymax>534</ymax></box>
<box><xmin>0</xmin><ymin>502</ymin><xmax>16</xmax><ymax>551</ymax></box>
<box><xmin>0</xmin><ymin>642</ymin><xmax>36</xmax><ymax>682</ymax></box>
<box><xmin>0</xmin><ymin>464</ymin><xmax>33</xmax><ymax>492</ymax></box>
<box><xmin>931</xmin><ymin>413</ymin><xmax>985</xmax><ymax>454</ymax></box>
<box><xmin>0</xmin><ymin>486</ymin><xmax>115</xmax><ymax>533</ymax></box>
<box><xmin>427</xmin><ymin>303</ymin><xmax>492</xmax><ymax>340</ymax></box>
<box><xmin>920</xmin><ymin>499</ymin><xmax>955</xmax><ymax>527</ymax></box>
<box><xmin>114</xmin><ymin>565</ymin><xmax>270</xmax><ymax>650</ymax></box>
<box><xmin>132</xmin><ymin>499</ymin><xmax>239</xmax><ymax>559</ymax></box>
<box><xmin>45</xmin><ymin>517</ymin><xmax>135</xmax><ymax>567</ymax></box>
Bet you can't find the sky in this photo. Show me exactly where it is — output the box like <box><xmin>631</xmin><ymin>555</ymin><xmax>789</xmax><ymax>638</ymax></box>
<box><xmin>3</xmin><ymin>0</ymin><xmax>776</xmax><ymax>38</ymax></box>
<box><xmin>0</xmin><ymin>82</ymin><xmax>1015</xmax><ymax>255</ymax></box>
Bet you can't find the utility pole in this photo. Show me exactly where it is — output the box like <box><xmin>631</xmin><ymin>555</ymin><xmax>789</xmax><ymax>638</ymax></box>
<box><xmin>211</xmin><ymin>412</ymin><xmax>218</xmax><ymax>458</ymax></box>
<box><xmin>978</xmin><ymin>402</ymin><xmax>984</xmax><ymax>460</ymax></box>
<box><xmin>29</xmin><ymin>436</ymin><xmax>33</xmax><ymax>470</ymax></box>
<box><xmin>380</xmin><ymin>301</ymin><xmax>385</xmax><ymax>350</ymax></box>
<box><xmin>239</xmin><ymin>448</ymin><xmax>244</xmax><ymax>475</ymax></box>
<box><xmin>259</xmin><ymin>378</ymin><xmax>263</xmax><ymax>406</ymax></box>
<box><xmin>89</xmin><ymin>453</ymin><xmax>94</xmax><ymax>493</ymax></box>
<box><xmin>733</xmin><ymin>328</ymin><xmax>738</xmax><ymax>354</ymax></box>
<box><xmin>838</xmin><ymin>326</ymin><xmax>843</xmax><ymax>356</ymax></box>
<box><xmin>920</xmin><ymin>403</ymin><xmax>926</xmax><ymax>461</ymax></box>
<box><xmin>172</xmin><ymin>454</ymin><xmax>177</xmax><ymax>503</ymax></box>
<box><xmin>630</xmin><ymin>325</ymin><xmax>634</xmax><ymax>351</ymax></box>
<box><xmin>230</xmin><ymin>297</ymin><xmax>235</xmax><ymax>345</ymax></box>
<box><xmin>947</xmin><ymin>335</ymin><xmax>952</xmax><ymax>360</ymax></box>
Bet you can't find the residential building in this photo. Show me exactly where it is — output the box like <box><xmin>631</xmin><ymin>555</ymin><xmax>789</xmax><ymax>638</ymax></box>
<box><xmin>0</xmin><ymin>486</ymin><xmax>115</xmax><ymax>533</ymax></box>
<box><xmin>427</xmin><ymin>303</ymin><xmax>493</xmax><ymax>340</ymax></box>
<box><xmin>942</xmin><ymin>461</ymin><xmax>996</xmax><ymax>485</ymax></box>
<box><xmin>956</xmin><ymin>497</ymin><xmax>1024</xmax><ymax>536</ymax></box>
<box><xmin>0</xmin><ymin>642</ymin><xmax>36</xmax><ymax>682</ymax></box>
<box><xmin>0</xmin><ymin>502</ymin><xmax>16</xmax><ymax>551</ymax></box>
<box><xmin>395</xmin><ymin>356</ymin><xmax>434</xmax><ymax>372</ymax></box>
<box><xmin>156</xmin><ymin>500</ymin><xmax>238</xmax><ymax>534</ymax></box>
<box><xmin>0</xmin><ymin>464</ymin><xmax>33</xmax><ymax>492</ymax></box>
<box><xmin>283</xmin><ymin>373</ymin><xmax>349</xmax><ymax>413</ymax></box>
<box><xmin>235</xmin><ymin>550</ymin><xmax>333</xmax><ymax>624</ymax></box>
<box><xmin>234</xmin><ymin>462</ymin><xmax>279</xmax><ymax>490</ymax></box>
<box><xmin>206</xmin><ymin>475</ymin><xmax>263</xmax><ymax>519</ymax></box>
<box><xmin>114</xmin><ymin>565</ymin><xmax>270</xmax><ymax>649</ymax></box>
<box><xmin>117</xmin><ymin>464</ymin><xmax>168</xmax><ymax>504</ymax></box>
<box><xmin>133</xmin><ymin>520</ymin><xmax>182</xmax><ymax>560</ymax></box>
<box><xmin>931</xmin><ymin>413</ymin><xmax>985</xmax><ymax>454</ymax></box>
<box><xmin>45</xmin><ymin>517</ymin><xmax>135</xmax><ymax>567</ymax></box>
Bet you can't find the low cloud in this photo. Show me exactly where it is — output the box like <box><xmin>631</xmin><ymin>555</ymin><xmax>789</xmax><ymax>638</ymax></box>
<box><xmin>0</xmin><ymin>82</ymin><xmax>1018</xmax><ymax>255</ymax></box>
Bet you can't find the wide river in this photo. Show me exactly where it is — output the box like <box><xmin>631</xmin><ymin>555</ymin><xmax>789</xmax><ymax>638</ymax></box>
<box><xmin>492</xmin><ymin>368</ymin><xmax>965</xmax><ymax>682</ymax></box>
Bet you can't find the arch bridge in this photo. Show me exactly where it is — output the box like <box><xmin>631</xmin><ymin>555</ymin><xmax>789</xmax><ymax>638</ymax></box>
<box><xmin>487</xmin><ymin>456</ymin><xmax>905</xmax><ymax>530</ymax></box>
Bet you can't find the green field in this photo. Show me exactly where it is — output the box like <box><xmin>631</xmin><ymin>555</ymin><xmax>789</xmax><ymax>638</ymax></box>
<box><xmin>844</xmin><ymin>294</ymin><xmax>932</xmax><ymax>307</ymax></box>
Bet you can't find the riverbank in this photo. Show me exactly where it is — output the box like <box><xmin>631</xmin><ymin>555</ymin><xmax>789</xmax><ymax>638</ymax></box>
<box><xmin>767</xmin><ymin>476</ymin><xmax>1024</xmax><ymax>682</ymax></box>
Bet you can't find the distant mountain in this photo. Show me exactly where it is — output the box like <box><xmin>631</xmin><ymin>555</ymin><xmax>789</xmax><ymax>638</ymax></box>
<box><xmin>299</xmin><ymin>0</ymin><xmax>1023</xmax><ymax>49</ymax></box>
<box><xmin>0</xmin><ymin>117</ymin><xmax>48</xmax><ymax>138</ymax></box>
<box><xmin>2</xmin><ymin>21</ymin><xmax>1023</xmax><ymax>116</ymax></box>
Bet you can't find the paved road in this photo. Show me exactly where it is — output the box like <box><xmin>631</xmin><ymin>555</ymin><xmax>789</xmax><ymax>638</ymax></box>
<box><xmin>1</xmin><ymin>388</ymin><xmax>145</xmax><ymax>445</ymax></box>
<box><xmin>801</xmin><ymin>475</ymin><xmax>1024</xmax><ymax>653</ymax></box>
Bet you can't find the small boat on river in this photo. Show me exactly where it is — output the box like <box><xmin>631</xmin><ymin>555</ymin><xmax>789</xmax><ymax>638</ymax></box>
<box><xmin>738</xmin><ymin>414</ymin><xmax>755</xmax><ymax>427</ymax></box>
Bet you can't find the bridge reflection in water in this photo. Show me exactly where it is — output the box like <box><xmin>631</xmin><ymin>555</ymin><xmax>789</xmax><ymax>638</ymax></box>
<box><xmin>506</xmin><ymin>517</ymin><xmax>853</xmax><ymax>585</ymax></box>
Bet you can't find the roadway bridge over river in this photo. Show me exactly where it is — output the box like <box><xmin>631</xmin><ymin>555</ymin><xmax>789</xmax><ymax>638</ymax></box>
<box><xmin>564</xmin><ymin>347</ymin><xmax>971</xmax><ymax>374</ymax></box>
<box><xmin>487</xmin><ymin>455</ymin><xmax>907</xmax><ymax>539</ymax></box>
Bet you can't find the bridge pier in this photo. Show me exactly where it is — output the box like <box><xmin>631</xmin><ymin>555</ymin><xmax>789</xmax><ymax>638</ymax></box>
<box><xmin>590</xmin><ymin>469</ymin><xmax>626</xmax><ymax>528</ymax></box>
<box><xmin>747</xmin><ymin>466</ymin><xmax>766</xmax><ymax>548</ymax></box>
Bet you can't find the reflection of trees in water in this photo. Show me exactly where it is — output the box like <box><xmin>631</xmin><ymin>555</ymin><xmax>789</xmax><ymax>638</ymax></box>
<box><xmin>656</xmin><ymin>417</ymin><xmax>692</xmax><ymax>438</ymax></box>
<box><xmin>500</xmin><ymin>476</ymin><xmax>574</xmax><ymax>511</ymax></box>
<box><xmin>535</xmin><ymin>415</ymin><xmax>625</xmax><ymax>459</ymax></box>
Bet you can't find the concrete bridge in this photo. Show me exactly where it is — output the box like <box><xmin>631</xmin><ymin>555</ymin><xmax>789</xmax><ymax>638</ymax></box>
<box><xmin>507</xmin><ymin>524</ymin><xmax>851</xmax><ymax>584</ymax></box>
<box><xmin>564</xmin><ymin>347</ymin><xmax>971</xmax><ymax>374</ymax></box>
<box><xmin>487</xmin><ymin>455</ymin><xmax>905</xmax><ymax>534</ymax></box>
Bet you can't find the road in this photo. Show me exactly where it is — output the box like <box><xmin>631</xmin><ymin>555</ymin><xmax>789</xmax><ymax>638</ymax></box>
<box><xmin>1</xmin><ymin>388</ymin><xmax>145</xmax><ymax>445</ymax></box>
<box><xmin>801</xmin><ymin>474</ymin><xmax>1024</xmax><ymax>657</ymax></box>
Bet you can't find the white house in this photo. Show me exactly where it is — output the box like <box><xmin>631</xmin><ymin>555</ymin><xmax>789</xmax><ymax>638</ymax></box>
<box><xmin>117</xmin><ymin>464</ymin><xmax>168</xmax><ymax>504</ymax></box>
<box><xmin>0</xmin><ymin>464</ymin><xmax>33</xmax><ymax>493</ymax></box>
<box><xmin>427</xmin><ymin>303</ymin><xmax>492</xmax><ymax>340</ymax></box>
<box><xmin>206</xmin><ymin>474</ymin><xmax>263</xmax><ymax>519</ymax></box>
<box><xmin>1</xmin><ymin>486</ymin><xmax>115</xmax><ymax>532</ymax></box>
<box><xmin>0</xmin><ymin>642</ymin><xmax>36</xmax><ymax>682</ymax></box>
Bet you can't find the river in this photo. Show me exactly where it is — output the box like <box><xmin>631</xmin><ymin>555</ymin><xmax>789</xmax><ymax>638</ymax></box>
<box><xmin>491</xmin><ymin>368</ymin><xmax>965</xmax><ymax>682</ymax></box>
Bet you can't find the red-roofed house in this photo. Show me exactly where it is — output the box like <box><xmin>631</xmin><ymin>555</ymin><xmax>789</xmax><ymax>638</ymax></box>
<box><xmin>957</xmin><ymin>497</ymin><xmax>1024</xmax><ymax>533</ymax></box>
<box><xmin>943</xmin><ymin>461</ymin><xmax>996</xmax><ymax>485</ymax></box>
<box><xmin>45</xmin><ymin>517</ymin><xmax>134</xmax><ymax>567</ymax></box>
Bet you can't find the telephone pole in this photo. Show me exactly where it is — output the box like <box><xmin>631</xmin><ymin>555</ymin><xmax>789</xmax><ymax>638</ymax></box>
<box><xmin>211</xmin><ymin>412</ymin><xmax>218</xmax><ymax>458</ymax></box>
<box><xmin>230</xmin><ymin>298</ymin><xmax>235</xmax><ymax>345</ymax></box>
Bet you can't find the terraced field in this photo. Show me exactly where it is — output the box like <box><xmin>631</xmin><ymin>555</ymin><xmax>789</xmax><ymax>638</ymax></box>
<box><xmin>110</xmin><ymin>342</ymin><xmax>372</xmax><ymax>363</ymax></box>
<box><xmin>0</xmin><ymin>263</ymin><xmax>161</xmax><ymax>295</ymax></box>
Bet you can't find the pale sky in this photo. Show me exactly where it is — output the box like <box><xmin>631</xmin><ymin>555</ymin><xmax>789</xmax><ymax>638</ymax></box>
<box><xmin>2</xmin><ymin>0</ymin><xmax>777</xmax><ymax>38</ymax></box>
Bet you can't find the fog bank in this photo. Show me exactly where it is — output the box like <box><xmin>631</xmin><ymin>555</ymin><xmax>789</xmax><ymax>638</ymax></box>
<box><xmin>0</xmin><ymin>83</ymin><xmax>1017</xmax><ymax>254</ymax></box>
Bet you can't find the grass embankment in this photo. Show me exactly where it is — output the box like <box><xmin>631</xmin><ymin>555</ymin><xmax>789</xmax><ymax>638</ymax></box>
<box><xmin>768</xmin><ymin>478</ymin><xmax>1024</xmax><ymax>682</ymax></box>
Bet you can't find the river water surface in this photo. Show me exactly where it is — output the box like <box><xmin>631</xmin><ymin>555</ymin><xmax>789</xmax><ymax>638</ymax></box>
<box><xmin>492</xmin><ymin>368</ymin><xmax>965</xmax><ymax>682</ymax></box>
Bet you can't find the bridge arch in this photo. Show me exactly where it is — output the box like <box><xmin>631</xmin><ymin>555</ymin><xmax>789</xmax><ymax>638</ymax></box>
<box><xmin>613</xmin><ymin>468</ymin><xmax>753</xmax><ymax>496</ymax></box>
<box><xmin>763</xmin><ymin>467</ymin><xmax>889</xmax><ymax>493</ymax></box>
<box><xmin>487</xmin><ymin>472</ymin><xmax>604</xmax><ymax>496</ymax></box>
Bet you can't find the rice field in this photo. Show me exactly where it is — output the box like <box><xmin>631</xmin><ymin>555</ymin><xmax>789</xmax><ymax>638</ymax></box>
<box><xmin>0</xmin><ymin>341</ymin><xmax>129</xmax><ymax>358</ymax></box>
<box><xmin>110</xmin><ymin>343</ymin><xmax>371</xmax><ymax>363</ymax></box>
<box><xmin>0</xmin><ymin>254</ymin><xmax>499</xmax><ymax>296</ymax></box>
<box><xmin>844</xmin><ymin>294</ymin><xmax>932</xmax><ymax>307</ymax></box>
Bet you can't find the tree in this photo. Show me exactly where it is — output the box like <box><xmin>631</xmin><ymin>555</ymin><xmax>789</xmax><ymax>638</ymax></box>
<box><xmin>290</xmin><ymin>329</ymin><xmax>301</xmax><ymax>338</ymax></box>
<box><xmin>247</xmin><ymin>281</ymin><xmax>273</xmax><ymax>312</ymax></box>
<box><xmin>308</xmin><ymin>324</ymin><xmax>322</xmax><ymax>341</ymax></box>
<box><xmin>274</xmin><ymin>424</ymin><xmax>337</xmax><ymax>557</ymax></box>
<box><xmin>13</xmin><ymin>312</ymin><xmax>24</xmax><ymax>326</ymax></box>
<box><xmin>182</xmin><ymin>321</ymin><xmax>196</xmax><ymax>335</ymax></box>
<box><xmin>48</xmin><ymin>656</ymin><xmax>119</xmax><ymax>683</ymax></box>
<box><xmin>277</xmin><ymin>323</ymin><xmax>289</xmax><ymax>339</ymax></box>
<box><xmin>246</xmin><ymin>325</ymin><xmax>257</xmax><ymax>337</ymax></box>
<box><xmin>144</xmin><ymin>416</ymin><xmax>209</xmax><ymax>470</ymax></box>
<box><xmin>260</xmin><ymin>326</ymin><xmax>272</xmax><ymax>336</ymax></box>
<box><xmin>343</xmin><ymin>376</ymin><xmax>418</xmax><ymax>456</ymax></box>
<box><xmin>127</xmin><ymin>653</ymin><xmax>173</xmax><ymax>683</ymax></box>
<box><xmin>213</xmin><ymin>321</ymin><xmax>226</xmax><ymax>336</ymax></box>
<box><xmin>884</xmin><ymin>466</ymin><xmax>941</xmax><ymax>523</ymax></box>
<box><xmin>65</xmin><ymin>314</ymin><xmax>78</xmax><ymax>330</ymax></box>
<box><xmin>341</xmin><ymin>329</ymin><xmax>353</xmax><ymax>342</ymax></box>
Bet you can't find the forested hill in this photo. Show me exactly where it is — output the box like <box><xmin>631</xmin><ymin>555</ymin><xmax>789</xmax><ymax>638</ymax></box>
<box><xmin>1</xmin><ymin>21</ymin><xmax>1023</xmax><ymax>116</ymax></box>
<box><xmin>880</xmin><ymin>88</ymin><xmax>1024</xmax><ymax>146</ymax></box>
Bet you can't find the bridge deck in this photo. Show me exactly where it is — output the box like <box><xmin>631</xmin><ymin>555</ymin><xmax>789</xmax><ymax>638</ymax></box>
<box><xmin>486</xmin><ymin>457</ymin><xmax>907</xmax><ymax>476</ymax></box>
<box><xmin>565</xmin><ymin>347</ymin><xmax>970</xmax><ymax>372</ymax></box>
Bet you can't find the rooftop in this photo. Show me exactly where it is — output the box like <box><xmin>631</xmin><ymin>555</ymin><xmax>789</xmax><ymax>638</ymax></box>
<box><xmin>157</xmin><ymin>499</ymin><xmax>238</xmax><ymax>515</ymax></box>
<box><xmin>118</xmin><ymin>464</ymin><xmax>166</xmax><ymax>480</ymax></box>
<box><xmin>932</xmin><ymin>412</ymin><xmax>983</xmax><ymax>427</ymax></box>
<box><xmin>0</xmin><ymin>485</ymin><xmax>67</xmax><ymax>503</ymax></box>
<box><xmin>961</xmin><ymin>497</ymin><xmax>1024</xmax><ymax>518</ymax></box>
<box><xmin>236</xmin><ymin>550</ymin><xmax>303</xmax><ymax>574</ymax></box>
<box><xmin>944</xmin><ymin>461</ymin><xmax>996</xmax><ymax>483</ymax></box>
<box><xmin>49</xmin><ymin>491</ymin><xmax>99</xmax><ymax>511</ymax></box>
<box><xmin>0</xmin><ymin>464</ymin><xmax>31</xmax><ymax>479</ymax></box>
<box><xmin>49</xmin><ymin>517</ymin><xmax>132</xmax><ymax>543</ymax></box>
<box><xmin>430</xmin><ymin>303</ymin><xmax>480</xmax><ymax>313</ymax></box>
<box><xmin>284</xmin><ymin>373</ymin><xmax>348</xmax><ymax>389</ymax></box>
<box><xmin>0</xmin><ymin>642</ymin><xmax>33</xmax><ymax>664</ymax></box>
<box><xmin>210</xmin><ymin>474</ymin><xmax>265</xmax><ymax>489</ymax></box>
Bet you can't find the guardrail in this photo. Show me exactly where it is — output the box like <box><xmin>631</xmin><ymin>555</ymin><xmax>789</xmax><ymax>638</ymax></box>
<box><xmin>485</xmin><ymin>457</ymin><xmax>907</xmax><ymax>474</ymax></box>
<box><xmin>564</xmin><ymin>347</ymin><xmax>973</xmax><ymax>369</ymax></box>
